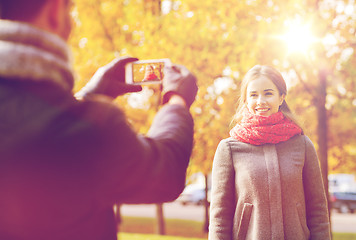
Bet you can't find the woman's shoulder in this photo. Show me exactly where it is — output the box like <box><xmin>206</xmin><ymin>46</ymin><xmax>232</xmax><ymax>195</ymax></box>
<box><xmin>279</xmin><ymin>134</ymin><xmax>316</xmax><ymax>150</ymax></box>
<box><xmin>300</xmin><ymin>134</ymin><xmax>314</xmax><ymax>145</ymax></box>
<box><xmin>217</xmin><ymin>137</ymin><xmax>258</xmax><ymax>151</ymax></box>
<box><xmin>214</xmin><ymin>138</ymin><xmax>258</xmax><ymax>163</ymax></box>
<box><xmin>219</xmin><ymin>137</ymin><xmax>245</xmax><ymax>145</ymax></box>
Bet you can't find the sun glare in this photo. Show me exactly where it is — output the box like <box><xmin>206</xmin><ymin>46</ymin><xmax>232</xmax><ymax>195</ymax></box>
<box><xmin>282</xmin><ymin>21</ymin><xmax>317</xmax><ymax>54</ymax></box>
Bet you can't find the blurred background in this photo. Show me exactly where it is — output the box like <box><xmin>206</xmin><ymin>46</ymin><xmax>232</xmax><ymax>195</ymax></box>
<box><xmin>68</xmin><ymin>0</ymin><xmax>356</xmax><ymax>239</ymax></box>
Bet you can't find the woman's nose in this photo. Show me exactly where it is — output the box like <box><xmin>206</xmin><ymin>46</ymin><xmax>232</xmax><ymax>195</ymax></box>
<box><xmin>257</xmin><ymin>96</ymin><xmax>266</xmax><ymax>104</ymax></box>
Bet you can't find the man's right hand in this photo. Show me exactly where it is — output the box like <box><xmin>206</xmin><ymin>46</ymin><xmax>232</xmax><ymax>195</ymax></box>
<box><xmin>162</xmin><ymin>64</ymin><xmax>198</xmax><ymax>108</ymax></box>
<box><xmin>75</xmin><ymin>57</ymin><xmax>142</xmax><ymax>100</ymax></box>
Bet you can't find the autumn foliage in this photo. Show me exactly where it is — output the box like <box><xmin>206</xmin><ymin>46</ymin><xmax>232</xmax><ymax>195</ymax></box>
<box><xmin>69</xmin><ymin>0</ymin><xmax>356</xmax><ymax>176</ymax></box>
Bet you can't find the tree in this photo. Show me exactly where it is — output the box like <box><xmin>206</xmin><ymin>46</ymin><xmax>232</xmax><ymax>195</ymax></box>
<box><xmin>70</xmin><ymin>0</ymin><xmax>356</xmax><ymax>233</ymax></box>
<box><xmin>240</xmin><ymin>0</ymin><xmax>356</xmax><ymax>215</ymax></box>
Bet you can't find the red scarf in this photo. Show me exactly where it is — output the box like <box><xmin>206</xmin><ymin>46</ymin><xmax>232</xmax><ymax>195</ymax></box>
<box><xmin>230</xmin><ymin>109</ymin><xmax>302</xmax><ymax>145</ymax></box>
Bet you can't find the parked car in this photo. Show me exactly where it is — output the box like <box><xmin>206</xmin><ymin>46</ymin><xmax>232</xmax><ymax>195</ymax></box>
<box><xmin>329</xmin><ymin>174</ymin><xmax>356</xmax><ymax>192</ymax></box>
<box><xmin>330</xmin><ymin>191</ymin><xmax>356</xmax><ymax>213</ymax></box>
<box><xmin>176</xmin><ymin>184</ymin><xmax>210</xmax><ymax>206</ymax></box>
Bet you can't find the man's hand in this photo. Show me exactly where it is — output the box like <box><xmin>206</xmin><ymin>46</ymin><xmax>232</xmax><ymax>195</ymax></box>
<box><xmin>75</xmin><ymin>57</ymin><xmax>142</xmax><ymax>99</ymax></box>
<box><xmin>162</xmin><ymin>64</ymin><xmax>198</xmax><ymax>108</ymax></box>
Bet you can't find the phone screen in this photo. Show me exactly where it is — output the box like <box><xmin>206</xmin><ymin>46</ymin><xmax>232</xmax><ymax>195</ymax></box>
<box><xmin>126</xmin><ymin>59</ymin><xmax>170</xmax><ymax>84</ymax></box>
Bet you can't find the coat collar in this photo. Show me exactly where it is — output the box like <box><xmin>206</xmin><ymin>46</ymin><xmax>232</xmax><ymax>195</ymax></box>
<box><xmin>0</xmin><ymin>20</ymin><xmax>74</xmax><ymax>91</ymax></box>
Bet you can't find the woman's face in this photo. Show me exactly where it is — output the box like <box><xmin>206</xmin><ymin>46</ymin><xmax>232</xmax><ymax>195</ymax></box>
<box><xmin>245</xmin><ymin>76</ymin><xmax>285</xmax><ymax>117</ymax></box>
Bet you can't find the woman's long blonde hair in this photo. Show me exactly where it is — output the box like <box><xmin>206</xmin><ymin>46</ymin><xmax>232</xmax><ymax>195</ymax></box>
<box><xmin>231</xmin><ymin>65</ymin><xmax>303</xmax><ymax>132</ymax></box>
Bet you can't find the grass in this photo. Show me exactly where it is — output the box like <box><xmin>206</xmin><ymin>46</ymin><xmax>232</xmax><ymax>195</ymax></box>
<box><xmin>118</xmin><ymin>216</ymin><xmax>356</xmax><ymax>240</ymax></box>
<box><xmin>334</xmin><ymin>233</ymin><xmax>356</xmax><ymax>240</ymax></box>
<box><xmin>118</xmin><ymin>216</ymin><xmax>207</xmax><ymax>239</ymax></box>
<box><xmin>119</xmin><ymin>233</ymin><xmax>205</xmax><ymax>240</ymax></box>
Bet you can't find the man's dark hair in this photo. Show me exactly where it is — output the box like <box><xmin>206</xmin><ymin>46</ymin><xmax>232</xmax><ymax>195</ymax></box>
<box><xmin>0</xmin><ymin>0</ymin><xmax>48</xmax><ymax>21</ymax></box>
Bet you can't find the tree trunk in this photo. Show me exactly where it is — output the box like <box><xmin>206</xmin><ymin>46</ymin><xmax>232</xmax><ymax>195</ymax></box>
<box><xmin>155</xmin><ymin>203</ymin><xmax>166</xmax><ymax>235</ymax></box>
<box><xmin>316</xmin><ymin>69</ymin><xmax>330</xmax><ymax>217</ymax></box>
<box><xmin>113</xmin><ymin>204</ymin><xmax>121</xmax><ymax>236</ymax></box>
<box><xmin>203</xmin><ymin>173</ymin><xmax>210</xmax><ymax>233</ymax></box>
<box><xmin>144</xmin><ymin>0</ymin><xmax>161</xmax><ymax>15</ymax></box>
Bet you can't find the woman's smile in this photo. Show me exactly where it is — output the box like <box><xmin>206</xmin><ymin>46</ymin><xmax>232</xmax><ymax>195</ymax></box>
<box><xmin>246</xmin><ymin>76</ymin><xmax>285</xmax><ymax>117</ymax></box>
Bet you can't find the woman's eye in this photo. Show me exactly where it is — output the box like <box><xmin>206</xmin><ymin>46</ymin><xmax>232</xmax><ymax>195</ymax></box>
<box><xmin>265</xmin><ymin>92</ymin><xmax>273</xmax><ymax>96</ymax></box>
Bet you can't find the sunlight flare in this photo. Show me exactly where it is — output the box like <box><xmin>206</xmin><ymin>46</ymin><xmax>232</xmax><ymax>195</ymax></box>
<box><xmin>282</xmin><ymin>20</ymin><xmax>317</xmax><ymax>54</ymax></box>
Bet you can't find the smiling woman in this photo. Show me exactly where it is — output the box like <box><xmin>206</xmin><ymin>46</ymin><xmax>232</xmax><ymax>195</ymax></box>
<box><xmin>246</xmin><ymin>76</ymin><xmax>285</xmax><ymax>117</ymax></box>
<box><xmin>209</xmin><ymin>65</ymin><xmax>331</xmax><ymax>240</ymax></box>
<box><xmin>231</xmin><ymin>65</ymin><xmax>301</xmax><ymax>128</ymax></box>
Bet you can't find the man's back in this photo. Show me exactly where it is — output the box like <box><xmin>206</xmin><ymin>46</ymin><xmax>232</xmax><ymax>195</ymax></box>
<box><xmin>0</xmin><ymin>75</ymin><xmax>194</xmax><ymax>240</ymax></box>
<box><xmin>0</xmin><ymin>79</ymin><xmax>117</xmax><ymax>239</ymax></box>
<box><xmin>0</xmin><ymin>19</ymin><xmax>195</xmax><ymax>239</ymax></box>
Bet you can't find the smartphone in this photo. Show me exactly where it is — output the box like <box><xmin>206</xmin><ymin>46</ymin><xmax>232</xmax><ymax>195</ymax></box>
<box><xmin>125</xmin><ymin>59</ymin><xmax>171</xmax><ymax>85</ymax></box>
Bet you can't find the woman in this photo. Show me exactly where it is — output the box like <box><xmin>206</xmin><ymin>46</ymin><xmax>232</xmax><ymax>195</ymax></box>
<box><xmin>209</xmin><ymin>65</ymin><xmax>331</xmax><ymax>240</ymax></box>
<box><xmin>143</xmin><ymin>64</ymin><xmax>159</xmax><ymax>81</ymax></box>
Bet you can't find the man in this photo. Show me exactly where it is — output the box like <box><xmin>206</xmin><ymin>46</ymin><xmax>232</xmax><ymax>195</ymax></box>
<box><xmin>0</xmin><ymin>0</ymin><xmax>198</xmax><ymax>239</ymax></box>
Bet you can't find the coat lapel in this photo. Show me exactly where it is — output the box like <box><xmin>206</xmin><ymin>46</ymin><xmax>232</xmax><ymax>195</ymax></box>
<box><xmin>263</xmin><ymin>144</ymin><xmax>284</xmax><ymax>239</ymax></box>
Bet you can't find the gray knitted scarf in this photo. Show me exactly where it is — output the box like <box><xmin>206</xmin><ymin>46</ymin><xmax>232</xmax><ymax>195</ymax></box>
<box><xmin>0</xmin><ymin>20</ymin><xmax>74</xmax><ymax>91</ymax></box>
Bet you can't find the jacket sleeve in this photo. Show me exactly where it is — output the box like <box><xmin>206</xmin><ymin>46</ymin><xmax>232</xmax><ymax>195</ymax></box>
<box><xmin>75</xmin><ymin>99</ymin><xmax>194</xmax><ymax>204</ymax></box>
<box><xmin>303</xmin><ymin>136</ymin><xmax>331</xmax><ymax>239</ymax></box>
<box><xmin>209</xmin><ymin>139</ymin><xmax>235</xmax><ymax>240</ymax></box>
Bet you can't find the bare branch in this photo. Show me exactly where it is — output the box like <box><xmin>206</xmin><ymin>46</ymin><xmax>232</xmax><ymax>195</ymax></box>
<box><xmin>93</xmin><ymin>0</ymin><xmax>116</xmax><ymax>52</ymax></box>
<box><xmin>288</xmin><ymin>59</ymin><xmax>315</xmax><ymax>96</ymax></box>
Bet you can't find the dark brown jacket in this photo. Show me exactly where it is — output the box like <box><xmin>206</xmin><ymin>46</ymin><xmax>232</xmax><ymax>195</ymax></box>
<box><xmin>0</xmin><ymin>20</ymin><xmax>194</xmax><ymax>240</ymax></box>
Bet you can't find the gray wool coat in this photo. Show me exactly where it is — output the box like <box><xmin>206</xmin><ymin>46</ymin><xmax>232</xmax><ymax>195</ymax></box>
<box><xmin>209</xmin><ymin>135</ymin><xmax>331</xmax><ymax>240</ymax></box>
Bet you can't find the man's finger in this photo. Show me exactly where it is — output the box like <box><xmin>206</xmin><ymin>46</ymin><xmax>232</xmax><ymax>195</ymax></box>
<box><xmin>124</xmin><ymin>84</ymin><xmax>143</xmax><ymax>93</ymax></box>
